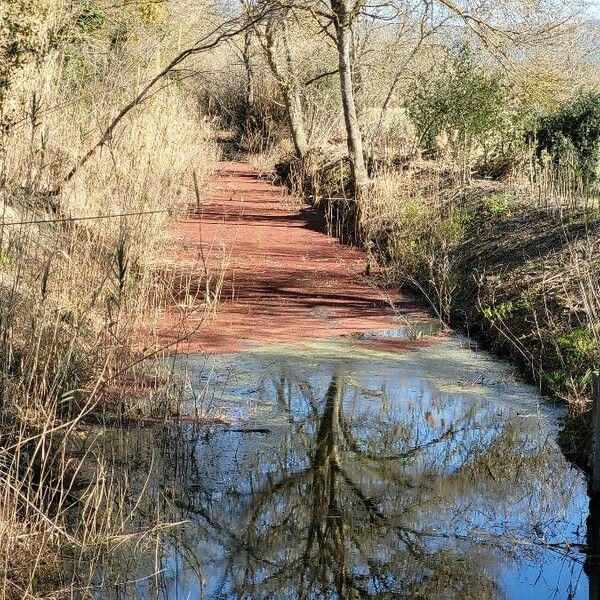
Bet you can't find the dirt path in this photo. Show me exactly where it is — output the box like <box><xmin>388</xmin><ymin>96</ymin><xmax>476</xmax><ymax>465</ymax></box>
<box><xmin>156</xmin><ymin>161</ymin><xmax>430</xmax><ymax>354</ymax></box>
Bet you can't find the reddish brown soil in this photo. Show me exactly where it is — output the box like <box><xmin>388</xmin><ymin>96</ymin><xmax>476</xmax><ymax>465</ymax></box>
<box><xmin>154</xmin><ymin>161</ymin><xmax>432</xmax><ymax>354</ymax></box>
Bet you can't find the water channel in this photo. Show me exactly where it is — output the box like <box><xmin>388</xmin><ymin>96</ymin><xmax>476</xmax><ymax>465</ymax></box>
<box><xmin>82</xmin><ymin>327</ymin><xmax>596</xmax><ymax>599</ymax></box>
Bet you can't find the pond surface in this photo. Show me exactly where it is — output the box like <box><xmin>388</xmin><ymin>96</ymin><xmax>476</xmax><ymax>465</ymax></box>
<box><xmin>88</xmin><ymin>327</ymin><xmax>595</xmax><ymax>599</ymax></box>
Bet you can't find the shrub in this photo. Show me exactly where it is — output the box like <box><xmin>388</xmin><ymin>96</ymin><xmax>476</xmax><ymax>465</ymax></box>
<box><xmin>408</xmin><ymin>43</ymin><xmax>530</xmax><ymax>166</ymax></box>
<box><xmin>534</xmin><ymin>92</ymin><xmax>600</xmax><ymax>186</ymax></box>
<box><xmin>0</xmin><ymin>0</ymin><xmax>48</xmax><ymax>120</ymax></box>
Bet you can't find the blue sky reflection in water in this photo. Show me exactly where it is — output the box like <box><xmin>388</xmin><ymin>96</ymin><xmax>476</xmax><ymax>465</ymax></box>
<box><xmin>91</xmin><ymin>329</ymin><xmax>591</xmax><ymax>599</ymax></box>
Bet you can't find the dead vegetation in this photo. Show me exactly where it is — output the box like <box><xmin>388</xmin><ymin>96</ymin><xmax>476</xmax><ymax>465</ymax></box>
<box><xmin>272</xmin><ymin>148</ymin><xmax>600</xmax><ymax>464</ymax></box>
<box><xmin>0</xmin><ymin>0</ymin><xmax>226</xmax><ymax>596</ymax></box>
<box><xmin>1</xmin><ymin>0</ymin><xmax>600</xmax><ymax>594</ymax></box>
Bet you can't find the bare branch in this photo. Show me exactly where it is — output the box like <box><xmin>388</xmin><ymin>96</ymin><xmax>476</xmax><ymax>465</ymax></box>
<box><xmin>51</xmin><ymin>4</ymin><xmax>277</xmax><ymax>195</ymax></box>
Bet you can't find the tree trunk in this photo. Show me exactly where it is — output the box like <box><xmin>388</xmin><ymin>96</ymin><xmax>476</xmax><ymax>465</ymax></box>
<box><xmin>242</xmin><ymin>29</ymin><xmax>255</xmax><ymax>112</ymax></box>
<box><xmin>331</xmin><ymin>0</ymin><xmax>368</xmax><ymax>190</ymax></box>
<box><xmin>351</xmin><ymin>25</ymin><xmax>365</xmax><ymax>121</ymax></box>
<box><xmin>264</xmin><ymin>21</ymin><xmax>308</xmax><ymax>159</ymax></box>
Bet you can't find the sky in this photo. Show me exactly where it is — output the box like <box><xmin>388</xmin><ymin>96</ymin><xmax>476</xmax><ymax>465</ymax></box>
<box><xmin>589</xmin><ymin>0</ymin><xmax>600</xmax><ymax>15</ymax></box>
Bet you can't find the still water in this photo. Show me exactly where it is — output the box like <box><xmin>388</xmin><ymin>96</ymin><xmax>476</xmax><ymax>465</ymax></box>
<box><xmin>87</xmin><ymin>328</ymin><xmax>595</xmax><ymax>599</ymax></box>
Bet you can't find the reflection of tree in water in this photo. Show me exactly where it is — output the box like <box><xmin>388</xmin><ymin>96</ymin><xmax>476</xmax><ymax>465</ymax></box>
<box><xmin>209</xmin><ymin>372</ymin><xmax>505</xmax><ymax>598</ymax></box>
<box><xmin>275</xmin><ymin>372</ymin><xmax>500</xmax><ymax>599</ymax></box>
<box><xmin>92</xmin><ymin>366</ymin><xmax>584</xmax><ymax>600</ymax></box>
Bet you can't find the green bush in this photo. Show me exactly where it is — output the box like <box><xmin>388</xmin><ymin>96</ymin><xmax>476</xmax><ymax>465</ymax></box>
<box><xmin>0</xmin><ymin>0</ymin><xmax>47</xmax><ymax>109</ymax></box>
<box><xmin>556</xmin><ymin>327</ymin><xmax>598</xmax><ymax>368</ymax></box>
<box><xmin>534</xmin><ymin>92</ymin><xmax>600</xmax><ymax>185</ymax></box>
<box><xmin>408</xmin><ymin>43</ymin><xmax>529</xmax><ymax>164</ymax></box>
<box><xmin>483</xmin><ymin>192</ymin><xmax>516</xmax><ymax>220</ymax></box>
<box><xmin>75</xmin><ymin>4</ymin><xmax>105</xmax><ymax>34</ymax></box>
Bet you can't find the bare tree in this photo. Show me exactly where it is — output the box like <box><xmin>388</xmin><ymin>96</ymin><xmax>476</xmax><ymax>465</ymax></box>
<box><xmin>52</xmin><ymin>2</ymin><xmax>278</xmax><ymax>195</ymax></box>
<box><xmin>257</xmin><ymin>14</ymin><xmax>310</xmax><ymax>159</ymax></box>
<box><xmin>281</xmin><ymin>0</ymin><xmax>581</xmax><ymax>193</ymax></box>
<box><xmin>241</xmin><ymin>28</ymin><xmax>256</xmax><ymax>114</ymax></box>
<box><xmin>236</xmin><ymin>1</ymin><xmax>258</xmax><ymax>125</ymax></box>
<box><xmin>329</xmin><ymin>0</ymin><xmax>369</xmax><ymax>189</ymax></box>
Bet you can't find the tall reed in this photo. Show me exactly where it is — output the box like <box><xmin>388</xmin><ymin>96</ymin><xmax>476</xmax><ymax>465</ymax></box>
<box><xmin>0</xmin><ymin>38</ymin><xmax>220</xmax><ymax>598</ymax></box>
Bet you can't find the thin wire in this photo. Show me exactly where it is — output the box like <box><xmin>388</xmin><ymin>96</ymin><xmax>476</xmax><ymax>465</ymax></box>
<box><xmin>0</xmin><ymin>208</ymin><xmax>173</xmax><ymax>227</ymax></box>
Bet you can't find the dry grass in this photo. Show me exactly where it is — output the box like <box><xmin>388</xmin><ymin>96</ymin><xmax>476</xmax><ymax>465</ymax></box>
<box><xmin>361</xmin><ymin>164</ymin><xmax>600</xmax><ymax>401</ymax></box>
<box><xmin>0</xmin><ymin>5</ymin><xmax>222</xmax><ymax>594</ymax></box>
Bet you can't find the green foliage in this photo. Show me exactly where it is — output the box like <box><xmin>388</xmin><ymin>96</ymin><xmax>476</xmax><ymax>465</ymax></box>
<box><xmin>113</xmin><ymin>232</ymin><xmax>130</xmax><ymax>302</ymax></box>
<box><xmin>534</xmin><ymin>92</ymin><xmax>600</xmax><ymax>185</ymax></box>
<box><xmin>76</xmin><ymin>4</ymin><xmax>105</xmax><ymax>34</ymax></box>
<box><xmin>440</xmin><ymin>208</ymin><xmax>471</xmax><ymax>242</ymax></box>
<box><xmin>382</xmin><ymin>199</ymin><xmax>474</xmax><ymax>322</ymax></box>
<box><xmin>64</xmin><ymin>2</ymin><xmax>132</xmax><ymax>88</ymax></box>
<box><xmin>543</xmin><ymin>367</ymin><xmax>594</xmax><ymax>400</ymax></box>
<box><xmin>0</xmin><ymin>250</ymin><xmax>14</xmax><ymax>268</ymax></box>
<box><xmin>64</xmin><ymin>54</ymin><xmax>92</xmax><ymax>85</ymax></box>
<box><xmin>326</xmin><ymin>161</ymin><xmax>351</xmax><ymax>188</ymax></box>
<box><xmin>542</xmin><ymin>369</ymin><xmax>568</xmax><ymax>391</ymax></box>
<box><xmin>137</xmin><ymin>1</ymin><xmax>168</xmax><ymax>25</ymax></box>
<box><xmin>539</xmin><ymin>326</ymin><xmax>599</xmax><ymax>398</ymax></box>
<box><xmin>0</xmin><ymin>0</ymin><xmax>47</xmax><ymax>107</ymax></box>
<box><xmin>109</xmin><ymin>23</ymin><xmax>129</xmax><ymax>51</ymax></box>
<box><xmin>556</xmin><ymin>327</ymin><xmax>598</xmax><ymax>366</ymax></box>
<box><xmin>483</xmin><ymin>192</ymin><xmax>515</xmax><ymax>220</ymax></box>
<box><xmin>483</xmin><ymin>301</ymin><xmax>515</xmax><ymax>322</ymax></box>
<box><xmin>408</xmin><ymin>44</ymin><xmax>530</xmax><ymax>163</ymax></box>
